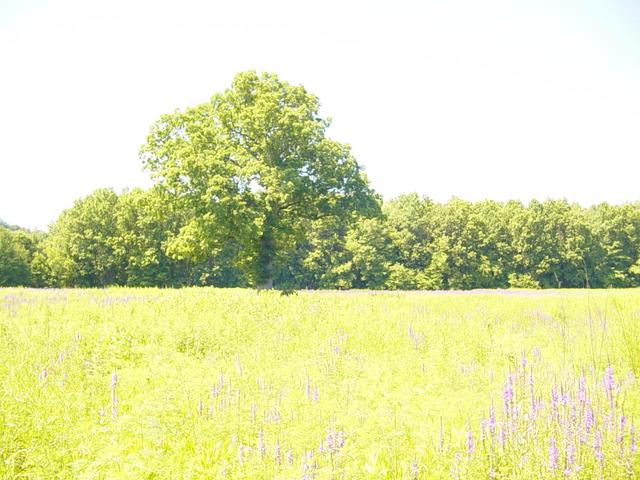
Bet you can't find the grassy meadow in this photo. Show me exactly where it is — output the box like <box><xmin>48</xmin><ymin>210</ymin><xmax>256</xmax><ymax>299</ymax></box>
<box><xmin>1</xmin><ymin>288</ymin><xmax>639</xmax><ymax>479</ymax></box>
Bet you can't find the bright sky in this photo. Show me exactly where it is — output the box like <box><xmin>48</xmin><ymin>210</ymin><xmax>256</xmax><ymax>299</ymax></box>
<box><xmin>1</xmin><ymin>0</ymin><xmax>639</xmax><ymax>230</ymax></box>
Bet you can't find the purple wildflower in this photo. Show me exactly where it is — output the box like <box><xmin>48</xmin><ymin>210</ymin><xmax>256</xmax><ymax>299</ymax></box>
<box><xmin>585</xmin><ymin>406</ymin><xmax>594</xmax><ymax>433</ymax></box>
<box><xmin>577</xmin><ymin>375</ymin><xmax>587</xmax><ymax>405</ymax></box>
<box><xmin>466</xmin><ymin>430</ymin><xmax>475</xmax><ymax>456</ymax></box>
<box><xmin>532</xmin><ymin>346</ymin><xmax>541</xmax><ymax>360</ymax></box>
<box><xmin>618</xmin><ymin>414</ymin><xmax>626</xmax><ymax>454</ymax></box>
<box><xmin>551</xmin><ymin>385</ymin><xmax>559</xmax><ymax>413</ymax></box>
<box><xmin>503</xmin><ymin>375</ymin><xmax>514</xmax><ymax>415</ymax></box>
<box><xmin>488</xmin><ymin>405</ymin><xmax>496</xmax><ymax>435</ymax></box>
<box><xmin>565</xmin><ymin>441</ymin><xmax>576</xmax><ymax>475</ymax></box>
<box><xmin>274</xmin><ymin>440</ymin><xmax>281</xmax><ymax>464</ymax></box>
<box><xmin>528</xmin><ymin>371</ymin><xmax>537</xmax><ymax>418</ymax></box>
<box><xmin>604</xmin><ymin>366</ymin><xmax>615</xmax><ymax>407</ymax></box>
<box><xmin>499</xmin><ymin>426</ymin><xmax>506</xmax><ymax>447</ymax></box>
<box><xmin>548</xmin><ymin>437</ymin><xmax>559</xmax><ymax>470</ymax></box>
<box><xmin>560</xmin><ymin>386</ymin><xmax>569</xmax><ymax>407</ymax></box>
<box><xmin>593</xmin><ymin>430</ymin><xmax>604</xmax><ymax>466</ymax></box>
<box><xmin>325</xmin><ymin>428</ymin><xmax>345</xmax><ymax>455</ymax></box>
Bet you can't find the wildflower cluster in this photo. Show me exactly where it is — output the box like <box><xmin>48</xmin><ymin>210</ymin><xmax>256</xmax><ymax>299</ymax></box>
<box><xmin>460</xmin><ymin>363</ymin><xmax>638</xmax><ymax>478</ymax></box>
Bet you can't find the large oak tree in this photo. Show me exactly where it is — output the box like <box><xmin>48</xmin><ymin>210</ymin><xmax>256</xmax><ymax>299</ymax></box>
<box><xmin>141</xmin><ymin>71</ymin><xmax>380</xmax><ymax>288</ymax></box>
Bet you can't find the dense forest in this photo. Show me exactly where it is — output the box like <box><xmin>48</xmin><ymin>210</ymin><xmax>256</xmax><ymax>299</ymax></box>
<box><xmin>2</xmin><ymin>191</ymin><xmax>640</xmax><ymax>290</ymax></box>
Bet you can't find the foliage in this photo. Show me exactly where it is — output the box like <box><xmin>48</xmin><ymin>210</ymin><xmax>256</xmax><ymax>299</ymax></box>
<box><xmin>16</xmin><ymin>192</ymin><xmax>640</xmax><ymax>291</ymax></box>
<box><xmin>0</xmin><ymin>227</ymin><xmax>31</xmax><ymax>286</ymax></box>
<box><xmin>34</xmin><ymin>189</ymin><xmax>123</xmax><ymax>287</ymax></box>
<box><xmin>140</xmin><ymin>71</ymin><xmax>379</xmax><ymax>288</ymax></box>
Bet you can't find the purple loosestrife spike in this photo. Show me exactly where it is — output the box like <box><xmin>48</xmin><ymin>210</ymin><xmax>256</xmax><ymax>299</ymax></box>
<box><xmin>274</xmin><ymin>440</ymin><xmax>281</xmax><ymax>464</ymax></box>
<box><xmin>570</xmin><ymin>403</ymin><xmax>577</xmax><ymax>425</ymax></box>
<box><xmin>560</xmin><ymin>386</ymin><xmax>569</xmax><ymax>407</ymax></box>
<box><xmin>312</xmin><ymin>385</ymin><xmax>319</xmax><ymax>403</ymax></box>
<box><xmin>286</xmin><ymin>447</ymin><xmax>293</xmax><ymax>464</ymax></box>
<box><xmin>532</xmin><ymin>346</ymin><xmax>541</xmax><ymax>360</ymax></box>
<box><xmin>488</xmin><ymin>405</ymin><xmax>496</xmax><ymax>436</ymax></box>
<box><xmin>604</xmin><ymin>366</ymin><xmax>615</xmax><ymax>407</ymax></box>
<box><xmin>325</xmin><ymin>428</ymin><xmax>345</xmax><ymax>455</ymax></box>
<box><xmin>551</xmin><ymin>385</ymin><xmax>559</xmax><ymax>412</ymax></box>
<box><xmin>479</xmin><ymin>419</ymin><xmax>487</xmax><ymax>442</ymax></box>
<box><xmin>577</xmin><ymin>375</ymin><xmax>587</xmax><ymax>405</ymax></box>
<box><xmin>618</xmin><ymin>414</ymin><xmax>626</xmax><ymax>454</ymax></box>
<box><xmin>499</xmin><ymin>426</ymin><xmax>506</xmax><ymax>447</ymax></box>
<box><xmin>593</xmin><ymin>430</ymin><xmax>604</xmax><ymax>466</ymax></box>
<box><xmin>305</xmin><ymin>377</ymin><xmax>311</xmax><ymax>400</ymax></box>
<box><xmin>548</xmin><ymin>438</ymin><xmax>559</xmax><ymax>470</ymax></box>
<box><xmin>585</xmin><ymin>406</ymin><xmax>594</xmax><ymax>433</ymax></box>
<box><xmin>528</xmin><ymin>372</ymin><xmax>536</xmax><ymax>419</ymax></box>
<box><xmin>503</xmin><ymin>375</ymin><xmax>514</xmax><ymax>415</ymax></box>
<box><xmin>630</xmin><ymin>423</ymin><xmax>637</xmax><ymax>455</ymax></box>
<box><xmin>466</xmin><ymin>430</ymin><xmax>475</xmax><ymax>456</ymax></box>
<box><xmin>565</xmin><ymin>441</ymin><xmax>576</xmax><ymax>475</ymax></box>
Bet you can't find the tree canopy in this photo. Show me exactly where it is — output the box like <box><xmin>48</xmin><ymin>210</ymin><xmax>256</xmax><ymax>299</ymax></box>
<box><xmin>141</xmin><ymin>71</ymin><xmax>379</xmax><ymax>288</ymax></box>
<box><xmin>4</xmin><ymin>72</ymin><xmax>640</xmax><ymax>291</ymax></box>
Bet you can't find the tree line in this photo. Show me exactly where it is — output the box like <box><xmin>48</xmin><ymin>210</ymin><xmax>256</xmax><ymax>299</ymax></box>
<box><xmin>2</xmin><ymin>191</ymin><xmax>640</xmax><ymax>289</ymax></box>
<box><xmin>2</xmin><ymin>71</ymin><xmax>639</xmax><ymax>290</ymax></box>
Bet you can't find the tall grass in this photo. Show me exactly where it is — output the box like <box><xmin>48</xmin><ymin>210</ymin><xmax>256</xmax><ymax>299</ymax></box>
<box><xmin>0</xmin><ymin>288</ymin><xmax>638</xmax><ymax>478</ymax></box>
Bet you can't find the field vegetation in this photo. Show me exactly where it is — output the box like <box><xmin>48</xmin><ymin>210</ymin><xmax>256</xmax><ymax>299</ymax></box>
<box><xmin>2</xmin><ymin>72</ymin><xmax>640</xmax><ymax>292</ymax></box>
<box><xmin>1</xmin><ymin>288</ymin><xmax>639</xmax><ymax>478</ymax></box>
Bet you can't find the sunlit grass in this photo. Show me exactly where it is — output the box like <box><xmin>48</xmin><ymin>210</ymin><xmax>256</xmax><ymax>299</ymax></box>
<box><xmin>0</xmin><ymin>288</ymin><xmax>638</xmax><ymax>479</ymax></box>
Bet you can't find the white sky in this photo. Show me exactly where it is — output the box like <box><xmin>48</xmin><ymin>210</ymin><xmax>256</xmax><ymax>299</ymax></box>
<box><xmin>1</xmin><ymin>0</ymin><xmax>639</xmax><ymax>230</ymax></box>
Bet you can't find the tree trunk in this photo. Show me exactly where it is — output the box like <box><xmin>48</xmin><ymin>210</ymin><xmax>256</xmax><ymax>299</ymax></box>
<box><xmin>582</xmin><ymin>257</ymin><xmax>590</xmax><ymax>288</ymax></box>
<box><xmin>255</xmin><ymin>231</ymin><xmax>275</xmax><ymax>290</ymax></box>
<box><xmin>257</xmin><ymin>260</ymin><xmax>274</xmax><ymax>290</ymax></box>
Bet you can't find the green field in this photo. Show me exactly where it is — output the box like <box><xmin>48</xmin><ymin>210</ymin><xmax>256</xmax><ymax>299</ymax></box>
<box><xmin>1</xmin><ymin>288</ymin><xmax>639</xmax><ymax>479</ymax></box>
